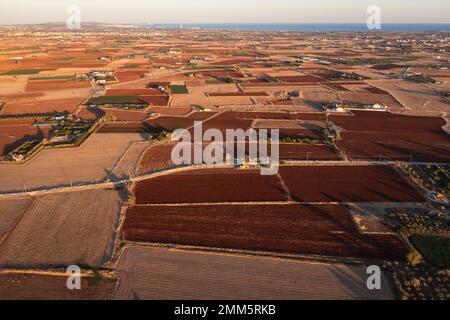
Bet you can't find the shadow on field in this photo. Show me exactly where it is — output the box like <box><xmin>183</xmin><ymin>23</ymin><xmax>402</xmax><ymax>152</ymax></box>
<box><xmin>3</xmin><ymin>126</ymin><xmax>46</xmax><ymax>155</ymax></box>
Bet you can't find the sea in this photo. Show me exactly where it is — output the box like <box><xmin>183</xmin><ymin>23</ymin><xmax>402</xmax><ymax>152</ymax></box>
<box><xmin>147</xmin><ymin>23</ymin><xmax>450</xmax><ymax>32</ymax></box>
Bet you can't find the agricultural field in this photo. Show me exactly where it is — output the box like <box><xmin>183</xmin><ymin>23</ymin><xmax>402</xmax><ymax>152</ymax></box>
<box><xmin>0</xmin><ymin>187</ymin><xmax>125</xmax><ymax>268</ymax></box>
<box><xmin>133</xmin><ymin>168</ymin><xmax>288</xmax><ymax>204</ymax></box>
<box><xmin>0</xmin><ymin>24</ymin><xmax>448</xmax><ymax>301</ymax></box>
<box><xmin>114</xmin><ymin>246</ymin><xmax>394</xmax><ymax>300</ymax></box>
<box><xmin>124</xmin><ymin>203</ymin><xmax>407</xmax><ymax>260</ymax></box>
<box><xmin>0</xmin><ymin>273</ymin><xmax>117</xmax><ymax>300</ymax></box>
<box><xmin>25</xmin><ymin>79</ymin><xmax>91</xmax><ymax>92</ymax></box>
<box><xmin>279</xmin><ymin>144</ymin><xmax>340</xmax><ymax>161</ymax></box>
<box><xmin>144</xmin><ymin>111</ymin><xmax>218</xmax><ymax>133</ymax></box>
<box><xmin>0</xmin><ymin>119</ymin><xmax>53</xmax><ymax>156</ymax></box>
<box><xmin>410</xmin><ymin>235</ymin><xmax>450</xmax><ymax>269</ymax></box>
<box><xmin>136</xmin><ymin>142</ymin><xmax>179</xmax><ymax>175</ymax></box>
<box><xmin>372</xmin><ymin>79</ymin><xmax>450</xmax><ymax>115</ymax></box>
<box><xmin>330</xmin><ymin>111</ymin><xmax>450</xmax><ymax>162</ymax></box>
<box><xmin>0</xmin><ymin>196</ymin><xmax>32</xmax><ymax>239</ymax></box>
<box><xmin>279</xmin><ymin>165</ymin><xmax>424</xmax><ymax>203</ymax></box>
<box><xmin>0</xmin><ymin>132</ymin><xmax>145</xmax><ymax>193</ymax></box>
<box><xmin>0</xmin><ymin>98</ymin><xmax>85</xmax><ymax>115</ymax></box>
<box><xmin>112</xmin><ymin>141</ymin><xmax>150</xmax><ymax>180</ymax></box>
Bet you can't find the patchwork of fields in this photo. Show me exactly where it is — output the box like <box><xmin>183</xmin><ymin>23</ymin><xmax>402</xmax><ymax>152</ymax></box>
<box><xmin>0</xmin><ymin>26</ymin><xmax>447</xmax><ymax>301</ymax></box>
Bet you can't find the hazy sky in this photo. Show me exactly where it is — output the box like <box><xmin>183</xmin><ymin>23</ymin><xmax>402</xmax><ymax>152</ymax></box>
<box><xmin>0</xmin><ymin>0</ymin><xmax>449</xmax><ymax>24</ymax></box>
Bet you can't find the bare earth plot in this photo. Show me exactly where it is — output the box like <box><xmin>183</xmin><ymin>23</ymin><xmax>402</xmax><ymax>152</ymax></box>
<box><xmin>114</xmin><ymin>246</ymin><xmax>394</xmax><ymax>300</ymax></box>
<box><xmin>124</xmin><ymin>203</ymin><xmax>407</xmax><ymax>260</ymax></box>
<box><xmin>0</xmin><ymin>132</ymin><xmax>145</xmax><ymax>193</ymax></box>
<box><xmin>133</xmin><ymin>168</ymin><xmax>288</xmax><ymax>204</ymax></box>
<box><xmin>136</xmin><ymin>142</ymin><xmax>178</xmax><ymax>175</ymax></box>
<box><xmin>279</xmin><ymin>165</ymin><xmax>425</xmax><ymax>203</ymax></box>
<box><xmin>0</xmin><ymin>188</ymin><xmax>125</xmax><ymax>268</ymax></box>
<box><xmin>0</xmin><ymin>273</ymin><xmax>117</xmax><ymax>300</ymax></box>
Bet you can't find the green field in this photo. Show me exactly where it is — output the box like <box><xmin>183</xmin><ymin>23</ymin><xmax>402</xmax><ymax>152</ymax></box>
<box><xmin>168</xmin><ymin>85</ymin><xmax>189</xmax><ymax>94</ymax></box>
<box><xmin>87</xmin><ymin>96</ymin><xmax>140</xmax><ymax>105</ymax></box>
<box><xmin>30</xmin><ymin>75</ymin><xmax>75</xmax><ymax>81</ymax></box>
<box><xmin>411</xmin><ymin>235</ymin><xmax>450</xmax><ymax>268</ymax></box>
<box><xmin>119</xmin><ymin>64</ymin><xmax>142</xmax><ymax>69</ymax></box>
<box><xmin>184</xmin><ymin>65</ymin><xmax>231</xmax><ymax>71</ymax></box>
<box><xmin>1</xmin><ymin>69</ymin><xmax>53</xmax><ymax>76</ymax></box>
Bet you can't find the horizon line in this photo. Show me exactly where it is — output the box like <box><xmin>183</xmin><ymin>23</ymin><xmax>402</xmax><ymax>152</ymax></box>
<box><xmin>2</xmin><ymin>21</ymin><xmax>450</xmax><ymax>26</ymax></box>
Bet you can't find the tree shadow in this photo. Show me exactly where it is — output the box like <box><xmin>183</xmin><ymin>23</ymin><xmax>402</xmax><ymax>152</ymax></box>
<box><xmin>3</xmin><ymin>125</ymin><xmax>46</xmax><ymax>155</ymax></box>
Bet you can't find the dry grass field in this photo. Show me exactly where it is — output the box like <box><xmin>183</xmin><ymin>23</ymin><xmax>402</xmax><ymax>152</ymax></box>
<box><xmin>114</xmin><ymin>246</ymin><xmax>394</xmax><ymax>300</ymax></box>
<box><xmin>0</xmin><ymin>76</ymin><xmax>28</xmax><ymax>96</ymax></box>
<box><xmin>0</xmin><ymin>132</ymin><xmax>145</xmax><ymax>193</ymax></box>
<box><xmin>371</xmin><ymin>79</ymin><xmax>449</xmax><ymax>115</ymax></box>
<box><xmin>1</xmin><ymin>98</ymin><xmax>85</xmax><ymax>115</ymax></box>
<box><xmin>0</xmin><ymin>188</ymin><xmax>125</xmax><ymax>268</ymax></box>
<box><xmin>112</xmin><ymin>141</ymin><xmax>150</xmax><ymax>180</ymax></box>
<box><xmin>0</xmin><ymin>196</ymin><xmax>32</xmax><ymax>239</ymax></box>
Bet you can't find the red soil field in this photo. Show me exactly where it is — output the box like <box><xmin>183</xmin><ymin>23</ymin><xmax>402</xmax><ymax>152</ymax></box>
<box><xmin>209</xmin><ymin>58</ymin><xmax>256</xmax><ymax>66</ymax></box>
<box><xmin>236</xmin><ymin>112</ymin><xmax>326</xmax><ymax>121</ymax></box>
<box><xmin>363</xmin><ymin>86</ymin><xmax>389</xmax><ymax>94</ymax></box>
<box><xmin>136</xmin><ymin>142</ymin><xmax>178</xmax><ymax>175</ymax></box>
<box><xmin>124</xmin><ymin>203</ymin><xmax>407</xmax><ymax>260</ymax></box>
<box><xmin>324</xmin><ymin>84</ymin><xmax>351</xmax><ymax>92</ymax></box>
<box><xmin>134</xmin><ymin>168</ymin><xmax>288</xmax><ymax>204</ymax></box>
<box><xmin>279</xmin><ymin>129</ymin><xmax>324</xmax><ymax>140</ymax></box>
<box><xmin>115</xmin><ymin>71</ymin><xmax>146</xmax><ymax>82</ymax></box>
<box><xmin>138</xmin><ymin>95</ymin><xmax>169</xmax><ymax>107</ymax></box>
<box><xmin>199</xmin><ymin>112</ymin><xmax>254</xmax><ymax>134</ymax></box>
<box><xmin>0</xmin><ymin>274</ymin><xmax>117</xmax><ymax>300</ymax></box>
<box><xmin>337</xmin><ymin>131</ymin><xmax>450</xmax><ymax>162</ymax></box>
<box><xmin>147</xmin><ymin>107</ymin><xmax>192</xmax><ymax>116</ymax></box>
<box><xmin>207</xmin><ymin>92</ymin><xmax>269</xmax><ymax>97</ymax></box>
<box><xmin>279</xmin><ymin>165</ymin><xmax>424</xmax><ymax>203</ymax></box>
<box><xmin>1</xmin><ymin>98</ymin><xmax>85</xmax><ymax>115</ymax></box>
<box><xmin>279</xmin><ymin>144</ymin><xmax>340</xmax><ymax>160</ymax></box>
<box><xmin>192</xmin><ymin>69</ymin><xmax>244</xmax><ymax>79</ymax></box>
<box><xmin>105</xmin><ymin>89</ymin><xmax>162</xmax><ymax>96</ymax></box>
<box><xmin>330</xmin><ymin>111</ymin><xmax>450</xmax><ymax>162</ymax></box>
<box><xmin>0</xmin><ymin>120</ymin><xmax>53</xmax><ymax>155</ymax></box>
<box><xmin>105</xmin><ymin>109</ymin><xmax>149</xmax><ymax>122</ymax></box>
<box><xmin>25</xmin><ymin>80</ymin><xmax>90</xmax><ymax>92</ymax></box>
<box><xmin>2</xmin><ymin>93</ymin><xmax>44</xmax><ymax>100</ymax></box>
<box><xmin>277</xmin><ymin>75</ymin><xmax>326</xmax><ymax>83</ymax></box>
<box><xmin>144</xmin><ymin>111</ymin><xmax>217</xmax><ymax>132</ymax></box>
<box><xmin>76</xmin><ymin>106</ymin><xmax>103</xmax><ymax>120</ymax></box>
<box><xmin>329</xmin><ymin>111</ymin><xmax>447</xmax><ymax>133</ymax></box>
<box><xmin>97</xmin><ymin>122</ymin><xmax>145</xmax><ymax>133</ymax></box>
<box><xmin>76</xmin><ymin>106</ymin><xmax>148</xmax><ymax>122</ymax></box>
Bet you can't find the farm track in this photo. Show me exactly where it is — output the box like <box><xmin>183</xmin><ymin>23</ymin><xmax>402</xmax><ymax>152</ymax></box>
<box><xmin>0</xmin><ymin>160</ymin><xmax>445</xmax><ymax>198</ymax></box>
